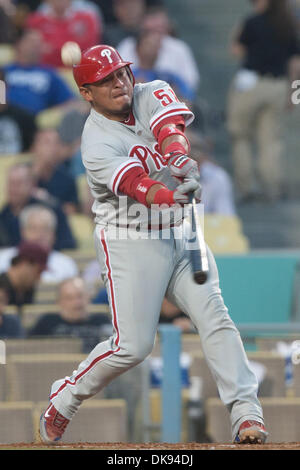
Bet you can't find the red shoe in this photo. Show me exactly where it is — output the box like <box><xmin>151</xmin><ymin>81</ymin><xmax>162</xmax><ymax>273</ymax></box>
<box><xmin>234</xmin><ymin>420</ymin><xmax>268</xmax><ymax>444</ymax></box>
<box><xmin>39</xmin><ymin>403</ymin><xmax>70</xmax><ymax>444</ymax></box>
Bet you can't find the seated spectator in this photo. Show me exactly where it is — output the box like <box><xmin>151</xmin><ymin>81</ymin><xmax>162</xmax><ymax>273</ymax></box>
<box><xmin>0</xmin><ymin>240</ymin><xmax>49</xmax><ymax>312</ymax></box>
<box><xmin>117</xmin><ymin>6</ymin><xmax>200</xmax><ymax>94</ymax></box>
<box><xmin>26</xmin><ymin>0</ymin><xmax>102</xmax><ymax>68</ymax></box>
<box><xmin>57</xmin><ymin>101</ymin><xmax>89</xmax><ymax>178</ymax></box>
<box><xmin>0</xmin><ymin>163</ymin><xmax>77</xmax><ymax>250</ymax></box>
<box><xmin>0</xmin><ymin>204</ymin><xmax>78</xmax><ymax>282</ymax></box>
<box><xmin>159</xmin><ymin>297</ymin><xmax>196</xmax><ymax>333</ymax></box>
<box><xmin>29</xmin><ymin>277</ymin><xmax>112</xmax><ymax>353</ymax></box>
<box><xmin>103</xmin><ymin>0</ymin><xmax>146</xmax><ymax>47</ymax></box>
<box><xmin>0</xmin><ymin>285</ymin><xmax>25</xmax><ymax>338</ymax></box>
<box><xmin>3</xmin><ymin>28</ymin><xmax>76</xmax><ymax>115</ymax></box>
<box><xmin>132</xmin><ymin>29</ymin><xmax>195</xmax><ymax>102</ymax></box>
<box><xmin>186</xmin><ymin>130</ymin><xmax>236</xmax><ymax>215</ymax></box>
<box><xmin>0</xmin><ymin>66</ymin><xmax>37</xmax><ymax>154</ymax></box>
<box><xmin>31</xmin><ymin>128</ymin><xmax>79</xmax><ymax>213</ymax></box>
<box><xmin>0</xmin><ymin>0</ymin><xmax>17</xmax><ymax>43</ymax></box>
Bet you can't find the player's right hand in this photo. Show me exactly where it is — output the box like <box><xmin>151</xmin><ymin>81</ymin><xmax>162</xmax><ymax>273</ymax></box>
<box><xmin>173</xmin><ymin>179</ymin><xmax>202</xmax><ymax>205</ymax></box>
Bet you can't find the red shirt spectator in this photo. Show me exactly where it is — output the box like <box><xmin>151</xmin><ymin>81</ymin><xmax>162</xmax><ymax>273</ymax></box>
<box><xmin>26</xmin><ymin>0</ymin><xmax>102</xmax><ymax>67</ymax></box>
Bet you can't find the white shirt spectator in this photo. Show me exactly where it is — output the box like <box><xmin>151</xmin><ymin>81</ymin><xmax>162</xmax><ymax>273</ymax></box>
<box><xmin>0</xmin><ymin>247</ymin><xmax>78</xmax><ymax>283</ymax></box>
<box><xmin>200</xmin><ymin>161</ymin><xmax>236</xmax><ymax>215</ymax></box>
<box><xmin>117</xmin><ymin>35</ymin><xmax>200</xmax><ymax>93</ymax></box>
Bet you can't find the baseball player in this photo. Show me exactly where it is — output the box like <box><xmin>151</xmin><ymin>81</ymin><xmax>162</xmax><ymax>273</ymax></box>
<box><xmin>39</xmin><ymin>45</ymin><xmax>267</xmax><ymax>445</ymax></box>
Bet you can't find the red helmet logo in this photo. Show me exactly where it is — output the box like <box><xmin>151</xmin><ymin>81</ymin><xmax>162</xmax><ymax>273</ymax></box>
<box><xmin>73</xmin><ymin>45</ymin><xmax>134</xmax><ymax>87</ymax></box>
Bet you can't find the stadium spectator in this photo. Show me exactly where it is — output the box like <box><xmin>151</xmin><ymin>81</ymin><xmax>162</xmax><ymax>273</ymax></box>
<box><xmin>186</xmin><ymin>130</ymin><xmax>236</xmax><ymax>215</ymax></box>
<box><xmin>103</xmin><ymin>0</ymin><xmax>146</xmax><ymax>47</ymax></box>
<box><xmin>31</xmin><ymin>128</ymin><xmax>79</xmax><ymax>213</ymax></box>
<box><xmin>0</xmin><ymin>163</ymin><xmax>77</xmax><ymax>250</ymax></box>
<box><xmin>0</xmin><ymin>204</ymin><xmax>79</xmax><ymax>282</ymax></box>
<box><xmin>29</xmin><ymin>277</ymin><xmax>112</xmax><ymax>353</ymax></box>
<box><xmin>117</xmin><ymin>6</ymin><xmax>200</xmax><ymax>93</ymax></box>
<box><xmin>3</xmin><ymin>29</ymin><xmax>76</xmax><ymax>115</ymax></box>
<box><xmin>0</xmin><ymin>0</ymin><xmax>17</xmax><ymax>43</ymax></box>
<box><xmin>227</xmin><ymin>0</ymin><xmax>300</xmax><ymax>203</ymax></box>
<box><xmin>132</xmin><ymin>29</ymin><xmax>196</xmax><ymax>102</ymax></box>
<box><xmin>0</xmin><ymin>240</ymin><xmax>49</xmax><ymax>312</ymax></box>
<box><xmin>26</xmin><ymin>0</ymin><xmax>102</xmax><ymax>67</ymax></box>
<box><xmin>159</xmin><ymin>297</ymin><xmax>196</xmax><ymax>333</ymax></box>
<box><xmin>0</xmin><ymin>68</ymin><xmax>37</xmax><ymax>154</ymax></box>
<box><xmin>0</xmin><ymin>285</ymin><xmax>25</xmax><ymax>338</ymax></box>
<box><xmin>57</xmin><ymin>101</ymin><xmax>89</xmax><ymax>178</ymax></box>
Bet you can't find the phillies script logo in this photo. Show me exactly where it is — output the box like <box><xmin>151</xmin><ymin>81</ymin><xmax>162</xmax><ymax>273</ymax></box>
<box><xmin>129</xmin><ymin>144</ymin><xmax>167</xmax><ymax>173</ymax></box>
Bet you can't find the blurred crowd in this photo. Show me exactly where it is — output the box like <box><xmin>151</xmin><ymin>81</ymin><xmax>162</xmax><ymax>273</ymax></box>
<box><xmin>0</xmin><ymin>0</ymin><xmax>300</xmax><ymax>340</ymax></box>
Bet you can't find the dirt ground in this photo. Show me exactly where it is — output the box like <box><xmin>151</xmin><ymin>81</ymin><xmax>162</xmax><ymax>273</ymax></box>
<box><xmin>1</xmin><ymin>442</ymin><xmax>300</xmax><ymax>450</ymax></box>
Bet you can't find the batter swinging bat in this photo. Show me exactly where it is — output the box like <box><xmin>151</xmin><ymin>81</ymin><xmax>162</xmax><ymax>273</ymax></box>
<box><xmin>188</xmin><ymin>193</ymin><xmax>209</xmax><ymax>284</ymax></box>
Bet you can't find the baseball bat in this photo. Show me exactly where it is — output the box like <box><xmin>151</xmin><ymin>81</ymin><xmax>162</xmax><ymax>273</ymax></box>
<box><xmin>188</xmin><ymin>192</ymin><xmax>209</xmax><ymax>284</ymax></box>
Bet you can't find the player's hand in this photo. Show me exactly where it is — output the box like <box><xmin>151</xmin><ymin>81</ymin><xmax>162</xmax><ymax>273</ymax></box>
<box><xmin>164</xmin><ymin>151</ymin><xmax>199</xmax><ymax>183</ymax></box>
<box><xmin>173</xmin><ymin>178</ymin><xmax>202</xmax><ymax>205</ymax></box>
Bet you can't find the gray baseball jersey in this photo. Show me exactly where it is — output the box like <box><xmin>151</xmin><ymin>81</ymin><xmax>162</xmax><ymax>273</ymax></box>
<box><xmin>81</xmin><ymin>80</ymin><xmax>194</xmax><ymax>226</ymax></box>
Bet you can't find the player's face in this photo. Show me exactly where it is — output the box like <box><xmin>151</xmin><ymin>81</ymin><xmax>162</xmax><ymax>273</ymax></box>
<box><xmin>80</xmin><ymin>67</ymin><xmax>134</xmax><ymax>120</ymax></box>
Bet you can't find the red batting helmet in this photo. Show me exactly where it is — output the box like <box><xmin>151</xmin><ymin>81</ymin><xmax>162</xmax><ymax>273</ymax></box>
<box><xmin>73</xmin><ymin>45</ymin><xmax>134</xmax><ymax>87</ymax></box>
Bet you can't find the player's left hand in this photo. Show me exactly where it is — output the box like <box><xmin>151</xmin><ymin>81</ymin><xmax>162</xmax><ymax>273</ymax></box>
<box><xmin>164</xmin><ymin>151</ymin><xmax>200</xmax><ymax>183</ymax></box>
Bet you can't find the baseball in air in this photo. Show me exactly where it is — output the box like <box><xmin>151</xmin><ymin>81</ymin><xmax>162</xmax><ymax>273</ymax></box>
<box><xmin>61</xmin><ymin>42</ymin><xmax>82</xmax><ymax>66</ymax></box>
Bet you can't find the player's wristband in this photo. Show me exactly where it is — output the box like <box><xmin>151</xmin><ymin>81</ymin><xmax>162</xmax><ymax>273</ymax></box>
<box><xmin>163</xmin><ymin>143</ymin><xmax>187</xmax><ymax>162</ymax></box>
<box><xmin>153</xmin><ymin>187</ymin><xmax>174</xmax><ymax>206</ymax></box>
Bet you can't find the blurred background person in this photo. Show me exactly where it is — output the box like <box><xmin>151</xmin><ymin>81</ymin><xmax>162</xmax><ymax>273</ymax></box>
<box><xmin>3</xmin><ymin>28</ymin><xmax>76</xmax><ymax>116</ymax></box>
<box><xmin>117</xmin><ymin>5</ymin><xmax>200</xmax><ymax>94</ymax></box>
<box><xmin>0</xmin><ymin>204</ymin><xmax>78</xmax><ymax>282</ymax></box>
<box><xmin>103</xmin><ymin>0</ymin><xmax>146</xmax><ymax>47</ymax></box>
<box><xmin>26</xmin><ymin>0</ymin><xmax>102</xmax><ymax>67</ymax></box>
<box><xmin>30</xmin><ymin>128</ymin><xmax>80</xmax><ymax>214</ymax></box>
<box><xmin>131</xmin><ymin>29</ymin><xmax>196</xmax><ymax>103</ymax></box>
<box><xmin>227</xmin><ymin>0</ymin><xmax>300</xmax><ymax>203</ymax></box>
<box><xmin>186</xmin><ymin>129</ymin><xmax>236</xmax><ymax>215</ymax></box>
<box><xmin>0</xmin><ymin>0</ymin><xmax>17</xmax><ymax>43</ymax></box>
<box><xmin>0</xmin><ymin>69</ymin><xmax>37</xmax><ymax>154</ymax></box>
<box><xmin>159</xmin><ymin>297</ymin><xmax>196</xmax><ymax>333</ymax></box>
<box><xmin>0</xmin><ymin>240</ymin><xmax>48</xmax><ymax>312</ymax></box>
<box><xmin>28</xmin><ymin>276</ymin><xmax>112</xmax><ymax>353</ymax></box>
<box><xmin>0</xmin><ymin>163</ymin><xmax>77</xmax><ymax>250</ymax></box>
<box><xmin>0</xmin><ymin>285</ymin><xmax>25</xmax><ymax>338</ymax></box>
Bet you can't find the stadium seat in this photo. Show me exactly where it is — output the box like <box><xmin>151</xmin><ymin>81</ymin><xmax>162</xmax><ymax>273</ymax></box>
<box><xmin>293</xmin><ymin>363</ymin><xmax>300</xmax><ymax>397</ymax></box>
<box><xmin>5</xmin><ymin>338</ymin><xmax>83</xmax><ymax>356</ymax></box>
<box><xmin>0</xmin><ymin>402</ymin><xmax>35</xmax><ymax>444</ymax></box>
<box><xmin>68</xmin><ymin>213</ymin><xmax>94</xmax><ymax>250</ymax></box>
<box><xmin>35</xmin><ymin>399</ymin><xmax>128</xmax><ymax>443</ymax></box>
<box><xmin>0</xmin><ymin>44</ymin><xmax>15</xmax><ymax>66</ymax></box>
<box><xmin>0</xmin><ymin>366</ymin><xmax>7</xmax><ymax>401</ymax></box>
<box><xmin>7</xmin><ymin>354</ymin><xmax>87</xmax><ymax>402</ymax></box>
<box><xmin>189</xmin><ymin>351</ymin><xmax>286</xmax><ymax>399</ymax></box>
<box><xmin>205</xmin><ymin>397</ymin><xmax>300</xmax><ymax>443</ymax></box>
<box><xmin>204</xmin><ymin>214</ymin><xmax>249</xmax><ymax>254</ymax></box>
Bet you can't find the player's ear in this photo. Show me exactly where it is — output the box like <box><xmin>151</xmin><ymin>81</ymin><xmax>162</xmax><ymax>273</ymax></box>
<box><xmin>79</xmin><ymin>86</ymin><xmax>93</xmax><ymax>103</ymax></box>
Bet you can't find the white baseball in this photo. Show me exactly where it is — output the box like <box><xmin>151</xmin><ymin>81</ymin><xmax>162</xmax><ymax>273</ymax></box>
<box><xmin>61</xmin><ymin>42</ymin><xmax>82</xmax><ymax>66</ymax></box>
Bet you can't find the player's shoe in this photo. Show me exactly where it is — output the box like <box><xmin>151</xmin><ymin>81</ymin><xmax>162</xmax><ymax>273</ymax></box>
<box><xmin>234</xmin><ymin>420</ymin><xmax>268</xmax><ymax>444</ymax></box>
<box><xmin>39</xmin><ymin>403</ymin><xmax>70</xmax><ymax>444</ymax></box>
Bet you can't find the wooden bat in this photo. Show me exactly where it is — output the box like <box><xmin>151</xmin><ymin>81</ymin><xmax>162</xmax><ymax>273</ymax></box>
<box><xmin>188</xmin><ymin>193</ymin><xmax>209</xmax><ymax>284</ymax></box>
